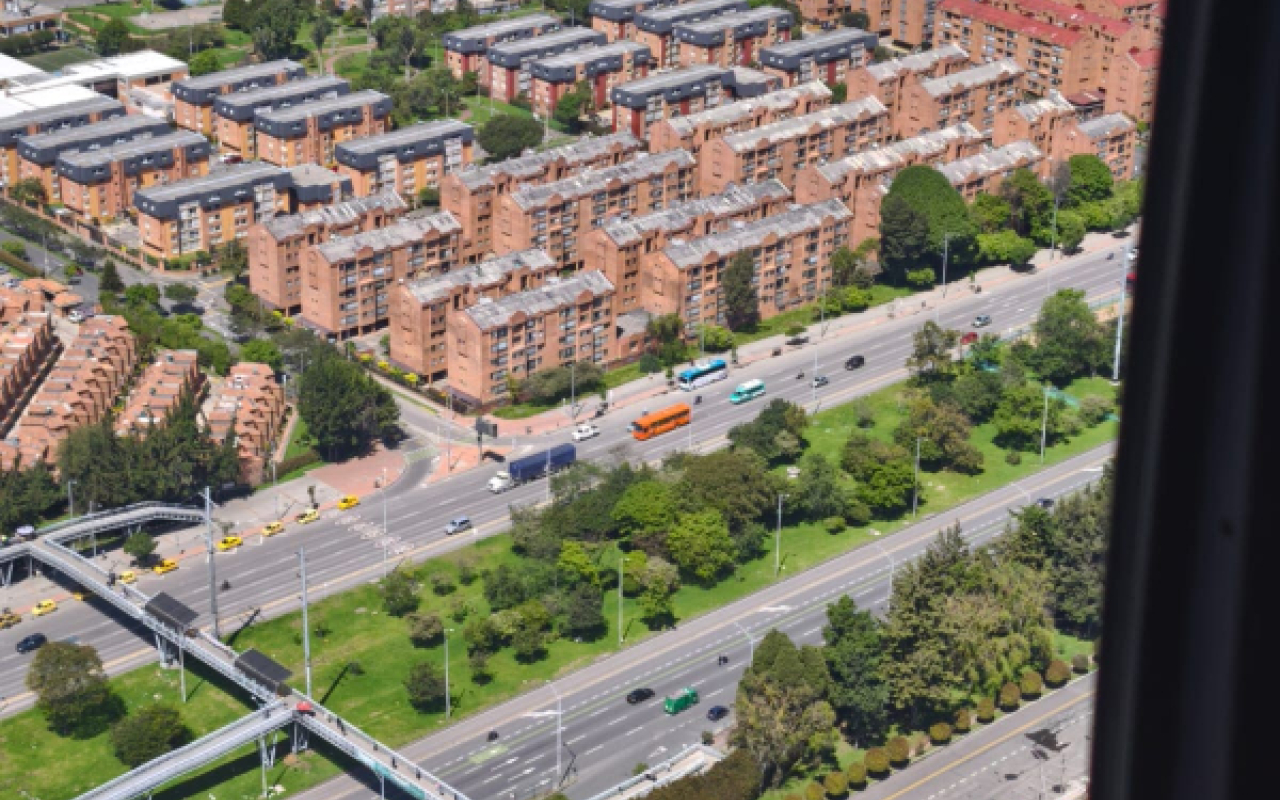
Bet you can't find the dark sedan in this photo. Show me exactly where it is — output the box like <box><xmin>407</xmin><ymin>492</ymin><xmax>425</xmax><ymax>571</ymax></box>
<box><xmin>626</xmin><ymin>688</ymin><xmax>655</xmax><ymax>704</ymax></box>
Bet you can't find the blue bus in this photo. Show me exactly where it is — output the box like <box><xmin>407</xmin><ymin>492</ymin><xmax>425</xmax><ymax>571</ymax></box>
<box><xmin>677</xmin><ymin>359</ymin><xmax>729</xmax><ymax>391</ymax></box>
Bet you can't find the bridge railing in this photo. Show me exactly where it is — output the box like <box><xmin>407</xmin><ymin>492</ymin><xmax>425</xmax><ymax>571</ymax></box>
<box><xmin>37</xmin><ymin>501</ymin><xmax>202</xmax><ymax>536</ymax></box>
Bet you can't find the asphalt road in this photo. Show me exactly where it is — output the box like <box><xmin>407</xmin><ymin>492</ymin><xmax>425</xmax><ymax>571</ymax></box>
<box><xmin>273</xmin><ymin>445</ymin><xmax>1110</xmax><ymax>800</ymax></box>
<box><xmin>0</xmin><ymin>242</ymin><xmax>1129</xmax><ymax>712</ymax></box>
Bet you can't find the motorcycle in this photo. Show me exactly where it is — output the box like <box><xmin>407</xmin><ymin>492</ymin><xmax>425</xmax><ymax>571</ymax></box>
<box><xmin>487</xmin><ymin>730</ymin><xmax>500</xmax><ymax>742</ymax></box>
<box><xmin>1107</xmin><ymin>253</ymin><xmax>1115</xmax><ymax>260</ymax></box>
<box><xmin>796</xmin><ymin>372</ymin><xmax>805</xmax><ymax>380</ymax></box>
<box><xmin>695</xmin><ymin>395</ymin><xmax>703</xmax><ymax>406</ymax></box>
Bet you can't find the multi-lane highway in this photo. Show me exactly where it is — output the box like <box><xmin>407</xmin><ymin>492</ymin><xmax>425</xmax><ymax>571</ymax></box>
<box><xmin>1</xmin><ymin>244</ymin><xmax>1123</xmax><ymax>795</ymax></box>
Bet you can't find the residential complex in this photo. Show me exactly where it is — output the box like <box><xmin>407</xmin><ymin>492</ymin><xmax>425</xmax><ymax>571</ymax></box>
<box><xmin>1073</xmin><ymin>113</ymin><xmax>1139</xmax><ymax>179</ymax></box>
<box><xmin>114</xmin><ymin>350</ymin><xmax>204</xmax><ymax>438</ymax></box>
<box><xmin>581</xmin><ymin>180</ymin><xmax>792</xmax><ymax>313</ymax></box>
<box><xmin>759</xmin><ymin>27</ymin><xmax>879</xmax><ymax>87</ymax></box>
<box><xmin>828</xmin><ymin>0</ymin><xmax>942</xmax><ymax>47</ymax></box>
<box><xmin>442</xmin><ymin>13</ymin><xmax>561</xmax><ymax>81</ymax></box>
<box><xmin>443</xmin><ymin>132</ymin><xmax>646</xmax><ymax>263</ymax></box>
<box><xmin>486</xmin><ymin>28</ymin><xmax>607</xmax><ymax>104</ymax></box>
<box><xmin>493</xmin><ymin>149</ymin><xmax>698</xmax><ymax>267</ymax></box>
<box><xmin>611</xmin><ymin>65</ymin><xmax>731</xmax><ymax>137</ymax></box>
<box><xmin>1105</xmin><ymin>45</ymin><xmax>1159</xmax><ymax>123</ymax></box>
<box><xmin>16</xmin><ymin>114</ymin><xmax>173</xmax><ymax>203</ymax></box>
<box><xmin>634</xmin><ymin>0</ymin><xmax>750</xmax><ymax>68</ymax></box>
<box><xmin>0</xmin><ymin>292</ymin><xmax>56</xmax><ymax>442</ymax></box>
<box><xmin>589</xmin><ymin>0</ymin><xmax>678</xmax><ymax>42</ymax></box>
<box><xmin>447</xmin><ymin>270</ymin><xmax>617</xmax><ymax>406</ymax></box>
<box><xmin>991</xmin><ymin>93</ymin><xmax>1138</xmax><ymax>179</ymax></box>
<box><xmin>302</xmin><ymin>212</ymin><xmax>463</xmax><ymax>339</ymax></box>
<box><xmin>56</xmin><ymin>130</ymin><xmax>212</xmax><ymax>223</ymax></box>
<box><xmin>699</xmin><ymin>96</ymin><xmax>892</xmax><ymax>195</ymax></box>
<box><xmin>172</xmin><ymin>60</ymin><xmax>307</xmax><ymax>136</ymax></box>
<box><xmin>335</xmin><ymin>121</ymin><xmax>475</xmax><ymax>199</ymax></box>
<box><xmin>648</xmin><ymin>198</ymin><xmax>852</xmax><ymax>323</ymax></box>
<box><xmin>673</xmin><ymin>7</ymin><xmax>793</xmax><ymax>69</ymax></box>
<box><xmin>248</xmin><ymin>190</ymin><xmax>409</xmax><ymax>316</ymax></box>
<box><xmin>846</xmin><ymin>43</ymin><xmax>971</xmax><ymax>123</ymax></box>
<box><xmin>938</xmin><ymin>140</ymin><xmax>1044</xmax><ymax>200</ymax></box>
<box><xmin>528</xmin><ymin>42</ymin><xmax>652</xmax><ymax>118</ymax></box>
<box><xmin>254</xmin><ymin>90</ymin><xmax>394</xmax><ymax>168</ymax></box>
<box><xmin>389</xmin><ymin>248</ymin><xmax>559</xmax><ymax>381</ymax></box>
<box><xmin>204</xmin><ymin>362</ymin><xmax>286</xmax><ymax>486</ymax></box>
<box><xmin>648</xmin><ymin>81</ymin><xmax>832</xmax><ymax>156</ymax></box>
<box><xmin>0</xmin><ymin>95</ymin><xmax>125</xmax><ymax>187</ymax></box>
<box><xmin>212</xmin><ymin>75</ymin><xmax>349</xmax><ymax>159</ymax></box>
<box><xmin>894</xmin><ymin>58</ymin><xmax>1025</xmax><ymax>137</ymax></box>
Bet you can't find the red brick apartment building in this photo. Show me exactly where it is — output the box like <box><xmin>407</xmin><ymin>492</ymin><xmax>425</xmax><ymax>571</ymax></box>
<box><xmin>389</xmin><ymin>248</ymin><xmax>558</xmax><ymax>381</ymax></box>
<box><xmin>334</xmin><ymin>120</ymin><xmax>474</xmax><ymax>199</ymax></box>
<box><xmin>1105</xmin><ymin>46</ymin><xmax>1159</xmax><ymax>123</ymax></box>
<box><xmin>248</xmin><ymin>190</ymin><xmax>408</xmax><ymax>316</ymax></box>
<box><xmin>447</xmin><ymin>271</ymin><xmax>617</xmax><ymax>407</ymax></box>
<box><xmin>895</xmin><ymin>57</ymin><xmax>1025</xmax><ymax>137</ymax></box>
<box><xmin>634</xmin><ymin>0</ymin><xmax>750</xmax><ymax>69</ymax></box>
<box><xmin>254</xmin><ymin>90</ymin><xmax>393</xmax><ymax>168</ymax></box>
<box><xmin>1070</xmin><ymin>113</ymin><xmax>1138</xmax><ymax>178</ymax></box>
<box><xmin>0</xmin><ymin>316</ymin><xmax>137</xmax><ymax>469</ymax></box>
<box><xmin>493</xmin><ymin>149</ymin><xmax>698</xmax><ymax>267</ymax></box>
<box><xmin>212</xmin><ymin>75</ymin><xmax>349</xmax><ymax>160</ymax></box>
<box><xmin>205</xmin><ymin>362</ymin><xmax>285</xmax><ymax>486</ymax></box>
<box><xmin>56</xmin><ymin>131</ymin><xmax>212</xmax><ymax>223</ymax></box>
<box><xmin>794</xmin><ymin>123</ymin><xmax>987</xmax><ymax>243</ymax></box>
<box><xmin>846</xmin><ymin>42</ymin><xmax>970</xmax><ymax>123</ymax></box>
<box><xmin>486</xmin><ymin>28</ymin><xmax>607</xmax><ymax>104</ymax></box>
<box><xmin>673</xmin><ymin>7</ymin><xmax>793</xmax><ymax>69</ymax></box>
<box><xmin>15</xmin><ymin>114</ymin><xmax>172</xmax><ymax>205</ymax></box>
<box><xmin>172</xmin><ymin>59</ymin><xmax>307</xmax><ymax>136</ymax></box>
<box><xmin>115</xmin><ymin>350</ymin><xmax>204</xmax><ymax>438</ymax></box>
<box><xmin>937</xmin><ymin>140</ymin><xmax>1044</xmax><ymax>201</ymax></box>
<box><xmin>828</xmin><ymin>0</ymin><xmax>944</xmax><ymax>47</ymax></box>
<box><xmin>992</xmin><ymin>93</ymin><xmax>1138</xmax><ymax>179</ymax></box>
<box><xmin>610</xmin><ymin>65</ymin><xmax>732</xmax><ymax>137</ymax></box>
<box><xmin>528</xmin><ymin>42</ymin><xmax>652</xmax><ymax>118</ymax></box>
<box><xmin>699</xmin><ymin>96</ymin><xmax>892</xmax><ymax>195</ymax></box>
<box><xmin>648</xmin><ymin>198</ymin><xmax>852</xmax><ymax>324</ymax></box>
<box><xmin>648</xmin><ymin>81</ymin><xmax>832</xmax><ymax>156</ymax></box>
<box><xmin>759</xmin><ymin>27</ymin><xmax>879</xmax><ymax>87</ymax></box>
<box><xmin>0</xmin><ymin>95</ymin><xmax>124</xmax><ymax>189</ymax></box>
<box><xmin>581</xmin><ymin>180</ymin><xmax>792</xmax><ymax>314</ymax></box>
<box><xmin>589</xmin><ymin>0</ymin><xmax>678</xmax><ymax>42</ymax></box>
<box><xmin>302</xmin><ymin>212</ymin><xmax>463</xmax><ymax>339</ymax></box>
<box><xmin>443</xmin><ymin>132</ymin><xmax>646</xmax><ymax>263</ymax></box>
<box><xmin>442</xmin><ymin>13</ymin><xmax>561</xmax><ymax>82</ymax></box>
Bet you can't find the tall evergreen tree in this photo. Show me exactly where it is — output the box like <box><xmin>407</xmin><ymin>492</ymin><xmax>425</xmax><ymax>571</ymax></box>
<box><xmin>722</xmin><ymin>252</ymin><xmax>760</xmax><ymax>331</ymax></box>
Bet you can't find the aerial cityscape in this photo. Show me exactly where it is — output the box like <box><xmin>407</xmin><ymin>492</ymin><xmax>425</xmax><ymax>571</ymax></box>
<box><xmin>0</xmin><ymin>1</ymin><xmax>1153</xmax><ymax>799</ymax></box>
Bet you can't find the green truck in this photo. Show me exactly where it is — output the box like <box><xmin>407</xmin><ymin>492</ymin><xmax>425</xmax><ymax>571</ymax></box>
<box><xmin>663</xmin><ymin>687</ymin><xmax>699</xmax><ymax>714</ymax></box>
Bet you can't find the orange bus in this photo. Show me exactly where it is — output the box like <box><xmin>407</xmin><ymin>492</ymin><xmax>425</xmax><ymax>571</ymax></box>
<box><xmin>630</xmin><ymin>403</ymin><xmax>691</xmax><ymax>441</ymax></box>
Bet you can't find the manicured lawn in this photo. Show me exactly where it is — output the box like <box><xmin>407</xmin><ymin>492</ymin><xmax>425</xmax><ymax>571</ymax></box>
<box><xmin>283</xmin><ymin>416</ymin><xmax>314</xmax><ymax>461</ymax></box>
<box><xmin>334</xmin><ymin>51</ymin><xmax>371</xmax><ymax>82</ymax></box>
<box><xmin>461</xmin><ymin>94</ymin><xmax>536</xmax><ymax>127</ymax></box>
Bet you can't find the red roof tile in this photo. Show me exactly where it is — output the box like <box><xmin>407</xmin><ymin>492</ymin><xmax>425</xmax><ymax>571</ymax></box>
<box><xmin>1000</xmin><ymin>0</ymin><xmax>1131</xmax><ymax>37</ymax></box>
<box><xmin>1127</xmin><ymin>47</ymin><xmax>1161</xmax><ymax>68</ymax></box>
<box><xmin>940</xmin><ymin>0</ymin><xmax>1085</xmax><ymax>47</ymax></box>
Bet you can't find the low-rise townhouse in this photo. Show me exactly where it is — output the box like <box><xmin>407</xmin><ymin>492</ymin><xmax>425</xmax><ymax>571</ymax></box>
<box><xmin>759</xmin><ymin>27</ymin><xmax>879</xmax><ymax>87</ymax></box>
<box><xmin>115</xmin><ymin>350</ymin><xmax>204</xmax><ymax>438</ymax></box>
<box><xmin>442</xmin><ymin>13</ymin><xmax>562</xmax><ymax>82</ymax></box>
<box><xmin>334</xmin><ymin>120</ymin><xmax>474</xmax><ymax>199</ymax></box>
<box><xmin>55</xmin><ymin>131</ymin><xmax>212</xmax><ymax>223</ymax></box>
<box><xmin>648</xmin><ymin>81</ymin><xmax>832</xmax><ymax>156</ymax></box>
<box><xmin>204</xmin><ymin>362</ymin><xmax>285</xmax><ymax>486</ymax></box>
<box><xmin>0</xmin><ymin>301</ymin><xmax>56</xmax><ymax>435</ymax></box>
<box><xmin>486</xmin><ymin>28</ymin><xmax>607</xmax><ymax>104</ymax></box>
<box><xmin>172</xmin><ymin>60</ymin><xmax>307</xmax><ymax>136</ymax></box>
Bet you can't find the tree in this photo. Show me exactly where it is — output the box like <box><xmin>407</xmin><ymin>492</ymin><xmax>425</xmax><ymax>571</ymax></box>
<box><xmin>407</xmin><ymin>612</ymin><xmax>444</xmax><ymax>647</ymax></box>
<box><xmin>853</xmin><ymin>453</ymin><xmax>917</xmax><ymax>518</ymax></box>
<box><xmin>381</xmin><ymin>569</ymin><xmax>419</xmax><ymax>616</ymax></box>
<box><xmin>556</xmin><ymin>540</ymin><xmax>599</xmax><ymax>587</ymax></box>
<box><xmin>223</xmin><ymin>0</ymin><xmax>252</xmax><ymax>30</ymax></box>
<box><xmin>1065</xmin><ymin>154</ymin><xmax>1114</xmax><ymax>207</ymax></box>
<box><xmin>97</xmin><ymin>18</ymin><xmax>133</xmax><ymax>56</ymax></box>
<box><xmin>220</xmin><ymin>239</ymin><xmax>249</xmax><ymax>277</ymax></box>
<box><xmin>612</xmin><ymin>480</ymin><xmax>677</xmax><ymax>542</ymax></box>
<box><xmin>994</xmin><ymin>384</ymin><xmax>1068</xmax><ymax>452</ymax></box>
<box><xmin>239</xmin><ymin>338</ymin><xmax>284</xmax><ymax>372</ymax></box>
<box><xmin>251</xmin><ymin>0</ymin><xmax>306</xmax><ymax>60</ymax></box>
<box><xmin>562</xmin><ymin>583</ymin><xmax>606</xmax><ymax>639</ymax></box>
<box><xmin>478</xmin><ymin>113</ymin><xmax>544</xmax><ymax>161</ymax></box>
<box><xmin>554</xmin><ymin>82</ymin><xmax>593</xmax><ymax>131</ymax></box>
<box><xmin>187</xmin><ymin>50</ymin><xmax>221</xmax><ymax>77</ymax></box>
<box><xmin>1032</xmin><ymin>289</ymin><xmax>1108</xmax><ymax>384</ymax></box>
<box><xmin>951</xmin><ymin>370</ymin><xmax>1004</xmax><ymax>424</ymax></box>
<box><xmin>882</xmin><ymin>166</ymin><xmax>978</xmax><ymax>278</ymax></box>
<box><xmin>824</xmin><ymin>772</ymin><xmax>848</xmax><ymax>798</ymax></box>
<box><xmin>795</xmin><ymin>452</ymin><xmax>845</xmax><ymax>521</ymax></box>
<box><xmin>405</xmin><ymin>662</ymin><xmax>447</xmax><ymax>711</ymax></box>
<box><xmin>727</xmin><ymin>399</ymin><xmax>809</xmax><ymax>463</ymax></box>
<box><xmin>638</xmin><ymin>556</ymin><xmax>680</xmax><ymax>625</ymax></box>
<box><xmin>123</xmin><ymin>532</ymin><xmax>157</xmax><ymax>565</ymax></box>
<box><xmin>100</xmin><ymin>260</ymin><xmax>125</xmax><ymax>294</ymax></box>
<box><xmin>111</xmin><ymin>704</ymin><xmax>192</xmax><ymax>767</ymax></box>
<box><xmin>417</xmin><ymin>186</ymin><xmax>440</xmax><ymax>208</ymax></box>
<box><xmin>27</xmin><ymin>642</ymin><xmax>123</xmax><ymax>738</ymax></box>
<box><xmin>823</xmin><ymin>597</ymin><xmax>888</xmax><ymax>746</ymax></box>
<box><xmin>298</xmin><ymin>347</ymin><xmax>400</xmax><ymax>459</ymax></box>
<box><xmin>878</xmin><ymin>193</ymin><xmax>930</xmax><ymax>282</ymax></box>
<box><xmin>969</xmin><ymin>192</ymin><xmax>1012</xmax><ymax>233</ymax></box>
<box><xmin>1055</xmin><ymin>209</ymin><xmax>1086</xmax><ymax>253</ymax></box>
<box><xmin>905</xmin><ymin>321</ymin><xmax>959</xmax><ymax>383</ymax></box>
<box><xmin>1000</xmin><ymin>169</ymin><xmax>1054</xmax><ymax>240</ymax></box>
<box><xmin>722</xmin><ymin>251</ymin><xmax>760</xmax><ymax>331</ymax></box>
<box><xmin>0</xmin><ymin>460</ymin><xmax>60</xmax><ymax>532</ymax></box>
<box><xmin>665</xmin><ymin>510</ymin><xmax>736</xmax><ymax>584</ymax></box>
<box><xmin>9</xmin><ymin>177</ymin><xmax>47</xmax><ymax>206</ymax></box>
<box><xmin>842</xmin><ymin>10</ymin><xmax>871</xmax><ymax>28</ymax></box>
<box><xmin>163</xmin><ymin>283</ymin><xmax>198</xmax><ymax>306</ymax></box>
<box><xmin>893</xmin><ymin>393</ymin><xmax>983</xmax><ymax>474</ymax></box>
<box><xmin>977</xmin><ymin>231</ymin><xmax>1038</xmax><ymax>267</ymax></box>
<box><xmin>310</xmin><ymin>13</ymin><xmax>335</xmax><ymax>60</ymax></box>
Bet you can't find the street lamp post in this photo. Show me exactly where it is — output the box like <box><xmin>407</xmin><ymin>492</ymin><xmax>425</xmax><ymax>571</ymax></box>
<box><xmin>271</xmin><ymin>460</ymin><xmax>278</xmax><ymax>521</ymax></box>
<box><xmin>617</xmin><ymin>550</ymin><xmax>625</xmax><ymax>646</ymax></box>
<box><xmin>911</xmin><ymin>437</ymin><xmax>922</xmax><ymax>517</ymax></box>
<box><xmin>298</xmin><ymin>547</ymin><xmax>312</xmax><ymax>697</ymax></box>
<box><xmin>444</xmin><ymin>628</ymin><xmax>455</xmax><ymax>718</ymax></box>
<box><xmin>66</xmin><ymin>478</ymin><xmax>77</xmax><ymax>518</ymax></box>
<box><xmin>774</xmin><ymin>494</ymin><xmax>787</xmax><ymax>577</ymax></box>
<box><xmin>1040</xmin><ymin>385</ymin><xmax>1050</xmax><ymax>464</ymax></box>
<box><xmin>941</xmin><ymin>232</ymin><xmax>953</xmax><ymax>298</ymax></box>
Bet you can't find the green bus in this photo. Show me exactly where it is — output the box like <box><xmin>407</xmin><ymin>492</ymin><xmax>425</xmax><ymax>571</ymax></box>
<box><xmin>664</xmin><ymin>687</ymin><xmax>699</xmax><ymax>714</ymax></box>
<box><xmin>729</xmin><ymin>379</ymin><xmax>766</xmax><ymax>404</ymax></box>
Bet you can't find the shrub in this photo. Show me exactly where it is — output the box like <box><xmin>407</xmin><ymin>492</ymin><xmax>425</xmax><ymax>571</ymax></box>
<box><xmin>887</xmin><ymin>736</ymin><xmax>910</xmax><ymax>766</ymax></box>
<box><xmin>430</xmin><ymin>571</ymin><xmax>457</xmax><ymax>596</ymax></box>
<box><xmin>824</xmin><ymin>771</ymin><xmax>849</xmax><ymax>798</ymax></box>
<box><xmin>954</xmin><ymin>708</ymin><xmax>972</xmax><ymax>733</ymax></box>
<box><xmin>1020</xmin><ymin>670</ymin><xmax>1044</xmax><ymax>699</ymax></box>
<box><xmin>407</xmin><ymin>612</ymin><xmax>444</xmax><ymax>648</ymax></box>
<box><xmin>381</xmin><ymin>569</ymin><xmax>419</xmax><ymax>616</ymax></box>
<box><xmin>468</xmin><ymin>650</ymin><xmax>492</xmax><ymax>684</ymax></box>
<box><xmin>805</xmin><ymin>781</ymin><xmax>825</xmax><ymax>800</ymax></box>
<box><xmin>824</xmin><ymin>516</ymin><xmax>847</xmax><ymax>534</ymax></box>
<box><xmin>846</xmin><ymin>761</ymin><xmax>867</xmax><ymax>789</ymax></box>
<box><xmin>1045</xmin><ymin>660</ymin><xmax>1071</xmax><ymax>687</ymax></box>
<box><xmin>1078</xmin><ymin>395</ymin><xmax>1113</xmax><ymax>427</ymax></box>
<box><xmin>929</xmin><ymin>722</ymin><xmax>953</xmax><ymax>745</ymax></box>
<box><xmin>458</xmin><ymin>562</ymin><xmax>478</xmax><ymax>585</ymax></box>
<box><xmin>843</xmin><ymin>500</ymin><xmax>872</xmax><ymax>528</ymax></box>
<box><xmin>976</xmin><ymin>697</ymin><xmax>996</xmax><ymax>722</ymax></box>
<box><xmin>702</xmin><ymin>730</ymin><xmax>714</xmax><ymax>745</ymax></box>
<box><xmin>864</xmin><ymin>748</ymin><xmax>890</xmax><ymax>776</ymax></box>
<box><xmin>1072</xmin><ymin>653</ymin><xmax>1091</xmax><ymax>674</ymax></box>
<box><xmin>999</xmin><ymin>682</ymin><xmax>1021</xmax><ymax>711</ymax></box>
<box><xmin>110</xmin><ymin>703</ymin><xmax>192</xmax><ymax>767</ymax></box>
<box><xmin>1005</xmin><ymin>449</ymin><xmax>1022</xmax><ymax>465</ymax></box>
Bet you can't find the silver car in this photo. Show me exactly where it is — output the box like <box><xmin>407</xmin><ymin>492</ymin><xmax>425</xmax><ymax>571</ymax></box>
<box><xmin>445</xmin><ymin>516</ymin><xmax>473</xmax><ymax>535</ymax></box>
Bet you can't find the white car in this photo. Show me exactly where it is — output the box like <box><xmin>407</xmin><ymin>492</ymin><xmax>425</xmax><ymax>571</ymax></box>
<box><xmin>572</xmin><ymin>423</ymin><xmax>600</xmax><ymax>442</ymax></box>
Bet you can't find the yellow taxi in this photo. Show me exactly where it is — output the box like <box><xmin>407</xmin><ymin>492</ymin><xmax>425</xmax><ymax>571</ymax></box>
<box><xmin>153</xmin><ymin>558</ymin><xmax>178</xmax><ymax>575</ymax></box>
<box><xmin>217</xmin><ymin>536</ymin><xmax>243</xmax><ymax>552</ymax></box>
<box><xmin>337</xmin><ymin>495</ymin><xmax>360</xmax><ymax>511</ymax></box>
<box><xmin>32</xmin><ymin>599</ymin><xmax>57</xmax><ymax>616</ymax></box>
<box><xmin>262</xmin><ymin>520</ymin><xmax>284</xmax><ymax>537</ymax></box>
<box><xmin>296</xmin><ymin>507</ymin><xmax>319</xmax><ymax>525</ymax></box>
<box><xmin>118</xmin><ymin>570</ymin><xmax>137</xmax><ymax>585</ymax></box>
<box><xmin>72</xmin><ymin>588</ymin><xmax>89</xmax><ymax>601</ymax></box>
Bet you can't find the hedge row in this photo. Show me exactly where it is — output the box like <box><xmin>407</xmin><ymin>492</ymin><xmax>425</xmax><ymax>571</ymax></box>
<box><xmin>0</xmin><ymin>248</ymin><xmax>40</xmax><ymax>278</ymax></box>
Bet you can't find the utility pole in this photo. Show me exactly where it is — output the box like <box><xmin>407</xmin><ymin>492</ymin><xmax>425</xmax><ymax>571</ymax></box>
<box><xmin>941</xmin><ymin>233</ymin><xmax>953</xmax><ymax>299</ymax></box>
<box><xmin>271</xmin><ymin>460</ymin><xmax>278</xmax><ymax>521</ymax></box>
<box><xmin>911</xmin><ymin>437</ymin><xmax>921</xmax><ymax>517</ymax></box>
<box><xmin>617</xmin><ymin>550</ymin><xmax>624</xmax><ymax>646</ymax></box>
<box><xmin>298</xmin><ymin>547</ymin><xmax>312</xmax><ymax>697</ymax></box>
<box><xmin>774</xmin><ymin>494</ymin><xmax>786</xmax><ymax>577</ymax></box>
<box><xmin>203</xmin><ymin>487</ymin><xmax>220</xmax><ymax>639</ymax></box>
<box><xmin>1040</xmin><ymin>385</ymin><xmax>1050</xmax><ymax>464</ymax></box>
<box><xmin>444</xmin><ymin>628</ymin><xmax>453</xmax><ymax>718</ymax></box>
<box><xmin>66</xmin><ymin>479</ymin><xmax>76</xmax><ymax>518</ymax></box>
<box><xmin>1113</xmin><ymin>242</ymin><xmax>1131</xmax><ymax>380</ymax></box>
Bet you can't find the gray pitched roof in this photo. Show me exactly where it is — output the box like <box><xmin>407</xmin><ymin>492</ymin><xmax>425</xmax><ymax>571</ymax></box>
<box><xmin>661</xmin><ymin>82</ymin><xmax>831</xmax><ymax>135</ymax></box>
<box><xmin>464</xmin><ymin>271</ymin><xmax>615</xmax><ymax>330</ymax></box>
<box><xmin>864</xmin><ymin>42</ymin><xmax>969</xmax><ymax>81</ymax></box>
<box><xmin>815</xmin><ymin>123</ymin><xmax>985</xmax><ymax>181</ymax></box>
<box><xmin>664</xmin><ymin>198</ymin><xmax>851</xmax><ymax>269</ymax></box>
<box><xmin>454</xmin><ymin>132</ymin><xmax>644</xmax><ymax>191</ymax></box>
<box><xmin>599</xmin><ymin>180</ymin><xmax>790</xmax><ymax>246</ymax></box>
<box><xmin>719</xmin><ymin>96</ymin><xmax>888</xmax><ymax>152</ymax></box>
<box><xmin>920</xmin><ymin>58</ymin><xmax>1023</xmax><ymax>99</ymax></box>
<box><xmin>1077</xmin><ymin>113</ymin><xmax>1136</xmax><ymax>139</ymax></box>
<box><xmin>312</xmin><ymin>212</ymin><xmax>462</xmax><ymax>262</ymax></box>
<box><xmin>404</xmin><ymin>249</ymin><xmax>556</xmax><ymax>304</ymax></box>
<box><xmin>937</xmin><ymin>141</ymin><xmax>1043</xmax><ymax>185</ymax></box>
<box><xmin>260</xmin><ymin>191</ymin><xmax>408</xmax><ymax>239</ymax></box>
<box><xmin>508</xmin><ymin>149</ymin><xmax>696</xmax><ymax>211</ymax></box>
